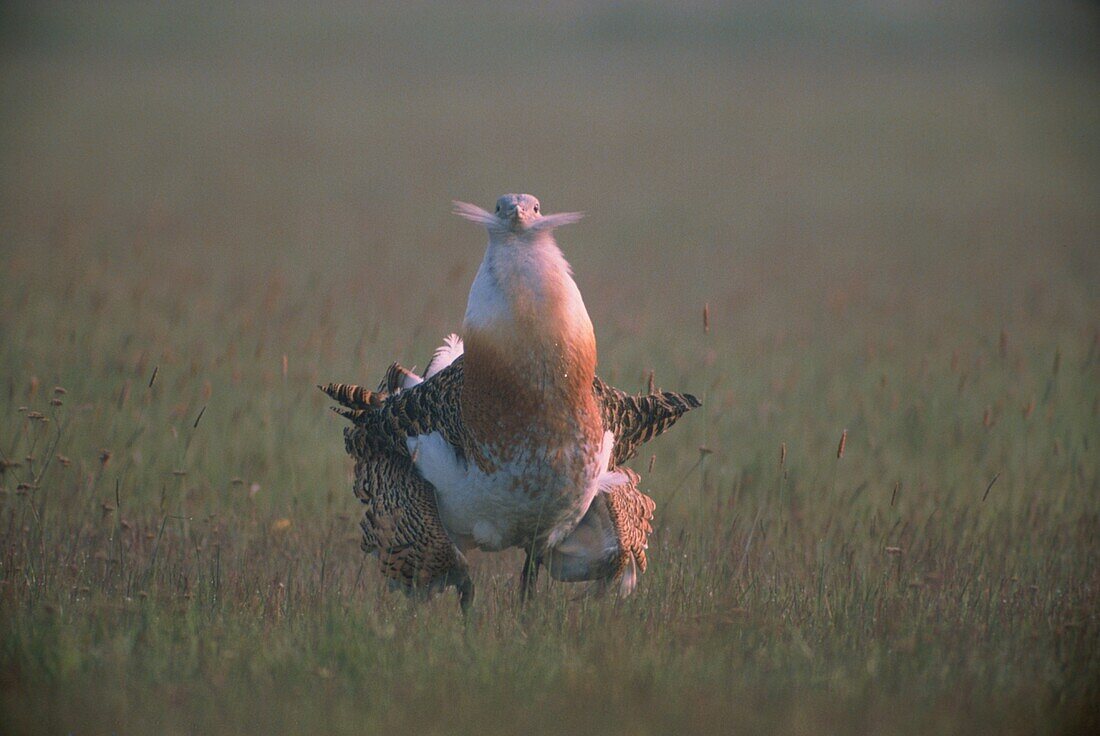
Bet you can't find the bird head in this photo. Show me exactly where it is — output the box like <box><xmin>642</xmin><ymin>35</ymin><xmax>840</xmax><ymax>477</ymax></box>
<box><xmin>453</xmin><ymin>193</ymin><xmax>583</xmax><ymax>237</ymax></box>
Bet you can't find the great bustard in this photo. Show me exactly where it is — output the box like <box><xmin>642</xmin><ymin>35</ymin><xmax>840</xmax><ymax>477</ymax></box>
<box><xmin>321</xmin><ymin>194</ymin><xmax>699</xmax><ymax>609</ymax></box>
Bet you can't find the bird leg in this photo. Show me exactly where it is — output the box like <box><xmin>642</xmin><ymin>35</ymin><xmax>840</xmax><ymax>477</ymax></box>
<box><xmin>519</xmin><ymin>548</ymin><xmax>540</xmax><ymax>602</ymax></box>
<box><xmin>457</xmin><ymin>576</ymin><xmax>475</xmax><ymax>614</ymax></box>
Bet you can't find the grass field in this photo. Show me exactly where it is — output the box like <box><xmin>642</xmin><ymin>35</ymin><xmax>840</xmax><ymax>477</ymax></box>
<box><xmin>1</xmin><ymin>2</ymin><xmax>1098</xmax><ymax>734</ymax></box>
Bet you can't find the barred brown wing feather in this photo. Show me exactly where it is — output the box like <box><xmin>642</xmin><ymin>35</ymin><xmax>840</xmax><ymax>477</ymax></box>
<box><xmin>592</xmin><ymin>377</ymin><xmax>701</xmax><ymax>465</ymax></box>
<box><xmin>603</xmin><ymin>467</ymin><xmax>656</xmax><ymax>578</ymax></box>
<box><xmin>318</xmin><ymin>382</ymin><xmax>381</xmax><ymax>410</ymax></box>
<box><xmin>344</xmin><ymin>422</ymin><xmax>472</xmax><ymax>607</ymax></box>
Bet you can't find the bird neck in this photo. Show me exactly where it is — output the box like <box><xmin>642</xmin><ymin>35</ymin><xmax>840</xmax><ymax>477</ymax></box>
<box><xmin>461</xmin><ymin>232</ymin><xmax>599</xmax><ymax>445</ymax></box>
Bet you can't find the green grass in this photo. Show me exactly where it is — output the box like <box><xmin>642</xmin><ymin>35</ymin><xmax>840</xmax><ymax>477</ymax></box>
<box><xmin>1</xmin><ymin>2</ymin><xmax>1098</xmax><ymax>734</ymax></box>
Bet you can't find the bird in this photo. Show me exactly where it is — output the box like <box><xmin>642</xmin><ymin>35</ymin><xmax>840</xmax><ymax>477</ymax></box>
<box><xmin>321</xmin><ymin>194</ymin><xmax>699</xmax><ymax>609</ymax></box>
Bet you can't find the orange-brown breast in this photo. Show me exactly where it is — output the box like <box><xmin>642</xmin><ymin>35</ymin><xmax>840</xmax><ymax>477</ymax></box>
<box><xmin>461</xmin><ymin>326</ymin><xmax>600</xmax><ymax>473</ymax></box>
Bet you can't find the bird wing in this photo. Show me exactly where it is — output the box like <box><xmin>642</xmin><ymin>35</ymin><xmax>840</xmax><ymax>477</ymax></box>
<box><xmin>542</xmin><ymin>466</ymin><xmax>655</xmax><ymax>596</ymax></box>
<box><xmin>324</xmin><ymin>369</ymin><xmax>472</xmax><ymax>608</ymax></box>
<box><xmin>344</xmin><ymin>422</ymin><xmax>472</xmax><ymax>608</ymax></box>
<box><xmin>601</xmin><ymin>467</ymin><xmax>655</xmax><ymax>578</ymax></box>
<box><xmin>592</xmin><ymin>376</ymin><xmax>701</xmax><ymax>465</ymax></box>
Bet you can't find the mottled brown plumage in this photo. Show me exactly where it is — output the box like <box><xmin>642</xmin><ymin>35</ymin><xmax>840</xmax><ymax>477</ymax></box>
<box><xmin>603</xmin><ymin>467</ymin><xmax>654</xmax><ymax>579</ymax></box>
<box><xmin>593</xmin><ymin>379</ymin><xmax>703</xmax><ymax>467</ymax></box>
<box><xmin>344</xmin><ymin>409</ymin><xmax>474</xmax><ymax>610</ymax></box>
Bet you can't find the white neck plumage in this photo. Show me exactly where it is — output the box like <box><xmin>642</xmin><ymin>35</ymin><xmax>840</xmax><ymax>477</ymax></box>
<box><xmin>463</xmin><ymin>229</ymin><xmax>597</xmax><ymax>390</ymax></box>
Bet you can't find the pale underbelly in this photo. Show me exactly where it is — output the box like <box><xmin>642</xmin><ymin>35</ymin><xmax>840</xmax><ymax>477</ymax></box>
<box><xmin>407</xmin><ymin>431</ymin><xmax>613</xmax><ymax>552</ymax></box>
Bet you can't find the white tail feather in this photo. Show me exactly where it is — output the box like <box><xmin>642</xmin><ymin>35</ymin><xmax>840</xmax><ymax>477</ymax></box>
<box><xmin>425</xmin><ymin>334</ymin><xmax>465</xmax><ymax>378</ymax></box>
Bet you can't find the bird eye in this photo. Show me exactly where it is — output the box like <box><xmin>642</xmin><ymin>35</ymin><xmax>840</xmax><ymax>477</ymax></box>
<box><xmin>533</xmin><ymin>204</ymin><xmax>539</xmax><ymax>213</ymax></box>
<box><xmin>495</xmin><ymin>204</ymin><xmax>500</xmax><ymax>213</ymax></box>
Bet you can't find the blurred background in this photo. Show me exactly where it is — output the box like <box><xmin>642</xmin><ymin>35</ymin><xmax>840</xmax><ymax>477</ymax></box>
<box><xmin>1</xmin><ymin>3</ymin><xmax>1097</xmax><ymax>734</ymax></box>
<box><xmin>2</xmin><ymin>1</ymin><xmax>1096</xmax><ymax>350</ymax></box>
